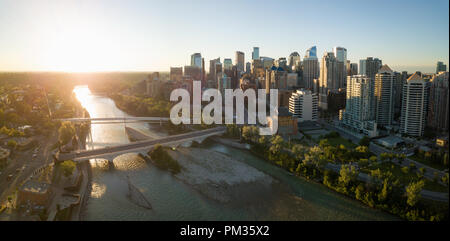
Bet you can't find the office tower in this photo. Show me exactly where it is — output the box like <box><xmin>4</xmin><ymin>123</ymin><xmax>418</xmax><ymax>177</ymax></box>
<box><xmin>427</xmin><ymin>71</ymin><xmax>449</xmax><ymax>131</ymax></box>
<box><xmin>223</xmin><ymin>58</ymin><xmax>233</xmax><ymax>71</ymax></box>
<box><xmin>333</xmin><ymin>47</ymin><xmax>347</xmax><ymax>88</ymax></box>
<box><xmin>359</xmin><ymin>57</ymin><xmax>382</xmax><ymax>80</ymax></box>
<box><xmin>252</xmin><ymin>47</ymin><xmax>260</xmax><ymax>60</ymax></box>
<box><xmin>202</xmin><ymin>58</ymin><xmax>206</xmax><ymax>86</ymax></box>
<box><xmin>287</xmin><ymin>73</ymin><xmax>298</xmax><ymax>88</ymax></box>
<box><xmin>209</xmin><ymin>58</ymin><xmax>220</xmax><ymax>84</ymax></box>
<box><xmin>191</xmin><ymin>53</ymin><xmax>202</xmax><ymax>68</ymax></box>
<box><xmin>374</xmin><ymin>65</ymin><xmax>395</xmax><ymax>127</ymax></box>
<box><xmin>218</xmin><ymin>75</ymin><xmax>232</xmax><ymax>96</ymax></box>
<box><xmin>235</xmin><ymin>51</ymin><xmax>245</xmax><ymax>72</ymax></box>
<box><xmin>346</xmin><ymin>61</ymin><xmax>358</xmax><ymax>76</ymax></box>
<box><xmin>340</xmin><ymin>75</ymin><xmax>378</xmax><ymax>137</ymax></box>
<box><xmin>303</xmin><ymin>47</ymin><xmax>320</xmax><ymax>90</ymax></box>
<box><xmin>288</xmin><ymin>52</ymin><xmax>301</xmax><ymax>69</ymax></box>
<box><xmin>305</xmin><ymin>46</ymin><xmax>317</xmax><ymax>58</ymax></box>
<box><xmin>436</xmin><ymin>61</ymin><xmax>447</xmax><ymax>73</ymax></box>
<box><xmin>289</xmin><ymin>89</ymin><xmax>318</xmax><ymax>122</ymax></box>
<box><xmin>265</xmin><ymin>65</ymin><xmax>287</xmax><ymax>93</ymax></box>
<box><xmin>184</xmin><ymin>65</ymin><xmax>202</xmax><ymax>80</ymax></box>
<box><xmin>261</xmin><ymin>57</ymin><xmax>275</xmax><ymax>69</ymax></box>
<box><xmin>318</xmin><ymin>52</ymin><xmax>338</xmax><ymax>109</ymax></box>
<box><xmin>276</xmin><ymin>57</ymin><xmax>288</xmax><ymax>70</ymax></box>
<box><xmin>170</xmin><ymin>67</ymin><xmax>183</xmax><ymax>81</ymax></box>
<box><xmin>400</xmin><ymin>72</ymin><xmax>429</xmax><ymax>137</ymax></box>
<box><xmin>246</xmin><ymin>62</ymin><xmax>251</xmax><ymax>73</ymax></box>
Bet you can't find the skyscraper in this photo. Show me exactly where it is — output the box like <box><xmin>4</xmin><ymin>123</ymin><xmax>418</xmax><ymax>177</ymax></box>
<box><xmin>265</xmin><ymin>65</ymin><xmax>287</xmax><ymax>94</ymax></box>
<box><xmin>170</xmin><ymin>67</ymin><xmax>183</xmax><ymax>81</ymax></box>
<box><xmin>276</xmin><ymin>57</ymin><xmax>288</xmax><ymax>70</ymax></box>
<box><xmin>223</xmin><ymin>58</ymin><xmax>233</xmax><ymax>71</ymax></box>
<box><xmin>289</xmin><ymin>89</ymin><xmax>318</xmax><ymax>122</ymax></box>
<box><xmin>252</xmin><ymin>47</ymin><xmax>259</xmax><ymax>60</ymax></box>
<box><xmin>302</xmin><ymin>47</ymin><xmax>319</xmax><ymax>91</ymax></box>
<box><xmin>235</xmin><ymin>51</ymin><xmax>245</xmax><ymax>72</ymax></box>
<box><xmin>436</xmin><ymin>61</ymin><xmax>447</xmax><ymax>73</ymax></box>
<box><xmin>427</xmin><ymin>71</ymin><xmax>449</xmax><ymax>131</ymax></box>
<box><xmin>359</xmin><ymin>57</ymin><xmax>382</xmax><ymax>80</ymax></box>
<box><xmin>374</xmin><ymin>65</ymin><xmax>395</xmax><ymax>127</ymax></box>
<box><xmin>305</xmin><ymin>46</ymin><xmax>317</xmax><ymax>58</ymax></box>
<box><xmin>340</xmin><ymin>75</ymin><xmax>378</xmax><ymax>137</ymax></box>
<box><xmin>288</xmin><ymin>52</ymin><xmax>301</xmax><ymax>70</ymax></box>
<box><xmin>319</xmin><ymin>52</ymin><xmax>338</xmax><ymax>109</ymax></box>
<box><xmin>333</xmin><ymin>47</ymin><xmax>347</xmax><ymax>89</ymax></box>
<box><xmin>400</xmin><ymin>72</ymin><xmax>429</xmax><ymax>137</ymax></box>
<box><xmin>190</xmin><ymin>53</ymin><xmax>202</xmax><ymax>68</ymax></box>
<box><xmin>346</xmin><ymin>61</ymin><xmax>358</xmax><ymax>76</ymax></box>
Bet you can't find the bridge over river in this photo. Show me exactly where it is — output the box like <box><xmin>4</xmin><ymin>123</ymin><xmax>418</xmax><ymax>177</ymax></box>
<box><xmin>54</xmin><ymin>126</ymin><xmax>226</xmax><ymax>163</ymax></box>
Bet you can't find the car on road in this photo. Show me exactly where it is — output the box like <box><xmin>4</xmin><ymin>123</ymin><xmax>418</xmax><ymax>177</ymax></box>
<box><xmin>6</xmin><ymin>174</ymin><xmax>13</xmax><ymax>181</ymax></box>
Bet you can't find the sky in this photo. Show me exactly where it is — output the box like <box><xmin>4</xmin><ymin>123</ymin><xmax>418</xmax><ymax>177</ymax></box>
<box><xmin>0</xmin><ymin>0</ymin><xmax>448</xmax><ymax>73</ymax></box>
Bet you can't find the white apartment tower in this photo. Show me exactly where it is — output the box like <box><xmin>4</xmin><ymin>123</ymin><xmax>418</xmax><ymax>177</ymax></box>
<box><xmin>374</xmin><ymin>65</ymin><xmax>395</xmax><ymax>127</ymax></box>
<box><xmin>400</xmin><ymin>73</ymin><xmax>429</xmax><ymax>137</ymax></box>
<box><xmin>289</xmin><ymin>89</ymin><xmax>319</xmax><ymax>122</ymax></box>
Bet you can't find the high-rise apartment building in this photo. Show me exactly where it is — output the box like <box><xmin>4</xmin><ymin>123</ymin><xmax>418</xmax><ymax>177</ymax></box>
<box><xmin>393</xmin><ymin>71</ymin><xmax>403</xmax><ymax>115</ymax></box>
<box><xmin>340</xmin><ymin>75</ymin><xmax>378</xmax><ymax>137</ymax></box>
<box><xmin>318</xmin><ymin>52</ymin><xmax>338</xmax><ymax>109</ymax></box>
<box><xmin>359</xmin><ymin>57</ymin><xmax>382</xmax><ymax>80</ymax></box>
<box><xmin>235</xmin><ymin>51</ymin><xmax>245</xmax><ymax>72</ymax></box>
<box><xmin>436</xmin><ymin>61</ymin><xmax>447</xmax><ymax>73</ymax></box>
<box><xmin>289</xmin><ymin>89</ymin><xmax>318</xmax><ymax>122</ymax></box>
<box><xmin>252</xmin><ymin>47</ymin><xmax>260</xmax><ymax>60</ymax></box>
<box><xmin>400</xmin><ymin>73</ymin><xmax>429</xmax><ymax>137</ymax></box>
<box><xmin>427</xmin><ymin>71</ymin><xmax>449</xmax><ymax>131</ymax></box>
<box><xmin>374</xmin><ymin>65</ymin><xmax>395</xmax><ymax>127</ymax></box>
<box><xmin>191</xmin><ymin>53</ymin><xmax>202</xmax><ymax>68</ymax></box>
<box><xmin>346</xmin><ymin>61</ymin><xmax>358</xmax><ymax>76</ymax></box>
<box><xmin>265</xmin><ymin>65</ymin><xmax>287</xmax><ymax>93</ymax></box>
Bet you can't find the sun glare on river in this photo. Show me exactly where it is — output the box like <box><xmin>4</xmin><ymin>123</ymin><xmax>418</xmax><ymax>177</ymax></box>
<box><xmin>73</xmin><ymin>85</ymin><xmax>92</xmax><ymax>109</ymax></box>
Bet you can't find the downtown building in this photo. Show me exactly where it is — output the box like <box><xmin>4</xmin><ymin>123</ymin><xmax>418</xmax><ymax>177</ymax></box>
<box><xmin>318</xmin><ymin>52</ymin><xmax>339</xmax><ymax>110</ymax></box>
<box><xmin>302</xmin><ymin>46</ymin><xmax>320</xmax><ymax>91</ymax></box>
<box><xmin>170</xmin><ymin>67</ymin><xmax>183</xmax><ymax>81</ymax></box>
<box><xmin>235</xmin><ymin>51</ymin><xmax>245</xmax><ymax>73</ymax></box>
<box><xmin>289</xmin><ymin>89</ymin><xmax>318</xmax><ymax>122</ymax></box>
<box><xmin>191</xmin><ymin>53</ymin><xmax>202</xmax><ymax>68</ymax></box>
<box><xmin>436</xmin><ymin>61</ymin><xmax>447</xmax><ymax>73</ymax></box>
<box><xmin>400</xmin><ymin>72</ymin><xmax>429</xmax><ymax>137</ymax></box>
<box><xmin>427</xmin><ymin>71</ymin><xmax>449</xmax><ymax>131</ymax></box>
<box><xmin>374</xmin><ymin>65</ymin><xmax>395</xmax><ymax>127</ymax></box>
<box><xmin>333</xmin><ymin>46</ymin><xmax>347</xmax><ymax>88</ymax></box>
<box><xmin>340</xmin><ymin>75</ymin><xmax>378</xmax><ymax>137</ymax></box>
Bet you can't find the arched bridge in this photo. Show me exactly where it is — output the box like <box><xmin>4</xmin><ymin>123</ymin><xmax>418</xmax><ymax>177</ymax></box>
<box><xmin>54</xmin><ymin>127</ymin><xmax>226</xmax><ymax>163</ymax></box>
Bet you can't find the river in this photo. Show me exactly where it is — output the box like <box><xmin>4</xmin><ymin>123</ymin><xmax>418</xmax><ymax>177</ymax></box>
<box><xmin>73</xmin><ymin>85</ymin><xmax>397</xmax><ymax>221</ymax></box>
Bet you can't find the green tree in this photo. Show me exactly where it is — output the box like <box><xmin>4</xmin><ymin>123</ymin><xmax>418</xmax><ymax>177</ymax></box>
<box><xmin>58</xmin><ymin>121</ymin><xmax>75</xmax><ymax>145</ymax></box>
<box><xmin>269</xmin><ymin>135</ymin><xmax>284</xmax><ymax>154</ymax></box>
<box><xmin>405</xmin><ymin>180</ymin><xmax>425</xmax><ymax>207</ymax></box>
<box><xmin>338</xmin><ymin>164</ymin><xmax>358</xmax><ymax>187</ymax></box>
<box><xmin>60</xmin><ymin>160</ymin><xmax>76</xmax><ymax>177</ymax></box>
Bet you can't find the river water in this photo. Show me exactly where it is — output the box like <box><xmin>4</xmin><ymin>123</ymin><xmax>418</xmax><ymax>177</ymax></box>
<box><xmin>73</xmin><ymin>85</ymin><xmax>397</xmax><ymax>221</ymax></box>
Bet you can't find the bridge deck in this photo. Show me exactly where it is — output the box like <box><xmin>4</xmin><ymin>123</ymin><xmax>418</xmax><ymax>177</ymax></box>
<box><xmin>57</xmin><ymin>127</ymin><xmax>226</xmax><ymax>162</ymax></box>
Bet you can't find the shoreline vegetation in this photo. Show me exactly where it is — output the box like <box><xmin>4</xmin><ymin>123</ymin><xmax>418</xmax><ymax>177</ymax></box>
<box><xmin>224</xmin><ymin>125</ymin><xmax>449</xmax><ymax>221</ymax></box>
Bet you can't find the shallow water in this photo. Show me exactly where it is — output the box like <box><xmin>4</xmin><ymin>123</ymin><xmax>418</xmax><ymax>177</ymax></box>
<box><xmin>74</xmin><ymin>85</ymin><xmax>397</xmax><ymax>221</ymax></box>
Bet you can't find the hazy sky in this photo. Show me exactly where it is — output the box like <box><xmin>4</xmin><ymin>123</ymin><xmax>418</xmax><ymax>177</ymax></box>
<box><xmin>0</xmin><ymin>0</ymin><xmax>448</xmax><ymax>73</ymax></box>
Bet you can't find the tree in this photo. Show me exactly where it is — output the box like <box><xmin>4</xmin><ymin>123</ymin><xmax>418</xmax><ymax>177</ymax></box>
<box><xmin>359</xmin><ymin>136</ymin><xmax>371</xmax><ymax>146</ymax></box>
<box><xmin>58</xmin><ymin>121</ymin><xmax>75</xmax><ymax>145</ymax></box>
<box><xmin>7</xmin><ymin>140</ymin><xmax>17</xmax><ymax>149</ymax></box>
<box><xmin>269</xmin><ymin>135</ymin><xmax>284</xmax><ymax>154</ymax></box>
<box><xmin>60</xmin><ymin>160</ymin><xmax>76</xmax><ymax>177</ymax></box>
<box><xmin>406</xmin><ymin>180</ymin><xmax>425</xmax><ymax>207</ymax></box>
<box><xmin>291</xmin><ymin>144</ymin><xmax>306</xmax><ymax>160</ymax></box>
<box><xmin>338</xmin><ymin>164</ymin><xmax>358</xmax><ymax>187</ymax></box>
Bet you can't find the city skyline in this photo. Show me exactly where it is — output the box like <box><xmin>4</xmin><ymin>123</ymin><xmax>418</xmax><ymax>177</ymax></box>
<box><xmin>0</xmin><ymin>0</ymin><xmax>448</xmax><ymax>73</ymax></box>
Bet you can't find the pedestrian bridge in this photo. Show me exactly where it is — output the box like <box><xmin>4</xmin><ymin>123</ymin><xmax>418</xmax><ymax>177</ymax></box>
<box><xmin>57</xmin><ymin>117</ymin><xmax>170</xmax><ymax>124</ymax></box>
<box><xmin>54</xmin><ymin>127</ymin><xmax>226</xmax><ymax>163</ymax></box>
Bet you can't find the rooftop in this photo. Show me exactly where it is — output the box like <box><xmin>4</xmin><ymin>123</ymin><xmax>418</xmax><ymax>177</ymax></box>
<box><xmin>20</xmin><ymin>180</ymin><xmax>50</xmax><ymax>194</ymax></box>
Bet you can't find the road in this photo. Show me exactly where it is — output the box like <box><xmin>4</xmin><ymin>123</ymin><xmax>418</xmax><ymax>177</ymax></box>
<box><xmin>318</xmin><ymin>119</ymin><xmax>447</xmax><ymax>182</ymax></box>
<box><xmin>57</xmin><ymin>126</ymin><xmax>227</xmax><ymax>162</ymax></box>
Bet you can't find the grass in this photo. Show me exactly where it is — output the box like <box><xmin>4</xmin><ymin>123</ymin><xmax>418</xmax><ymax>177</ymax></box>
<box><xmin>325</xmin><ymin>137</ymin><xmax>357</xmax><ymax>149</ymax></box>
<box><xmin>409</xmin><ymin>154</ymin><xmax>447</xmax><ymax>171</ymax></box>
